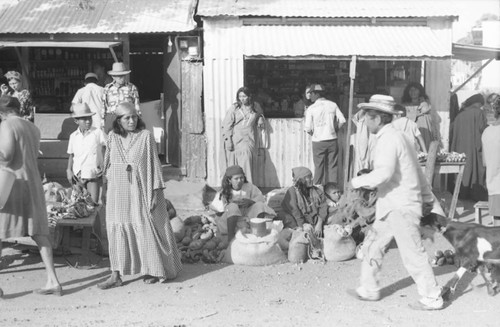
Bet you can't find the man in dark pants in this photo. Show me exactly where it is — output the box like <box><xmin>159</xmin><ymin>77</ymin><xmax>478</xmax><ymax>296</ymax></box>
<box><xmin>304</xmin><ymin>84</ymin><xmax>346</xmax><ymax>185</ymax></box>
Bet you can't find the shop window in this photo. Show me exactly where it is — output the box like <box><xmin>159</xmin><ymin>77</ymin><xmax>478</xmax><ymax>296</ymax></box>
<box><xmin>29</xmin><ymin>47</ymin><xmax>118</xmax><ymax>113</ymax></box>
<box><xmin>244</xmin><ymin>59</ymin><xmax>422</xmax><ymax>119</ymax></box>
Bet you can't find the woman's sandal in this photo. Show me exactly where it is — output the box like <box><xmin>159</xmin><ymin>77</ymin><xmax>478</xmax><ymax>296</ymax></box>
<box><xmin>143</xmin><ymin>275</ymin><xmax>159</xmax><ymax>284</ymax></box>
<box><xmin>97</xmin><ymin>278</ymin><xmax>123</xmax><ymax>290</ymax></box>
<box><xmin>33</xmin><ymin>285</ymin><xmax>63</xmax><ymax>296</ymax></box>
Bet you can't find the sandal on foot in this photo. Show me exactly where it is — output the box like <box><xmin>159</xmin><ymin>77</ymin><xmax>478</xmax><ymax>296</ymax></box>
<box><xmin>143</xmin><ymin>275</ymin><xmax>159</xmax><ymax>284</ymax></box>
<box><xmin>33</xmin><ymin>286</ymin><xmax>63</xmax><ymax>296</ymax></box>
<box><xmin>97</xmin><ymin>278</ymin><xmax>122</xmax><ymax>290</ymax></box>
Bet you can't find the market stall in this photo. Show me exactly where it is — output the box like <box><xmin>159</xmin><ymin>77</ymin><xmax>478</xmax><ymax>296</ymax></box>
<box><xmin>198</xmin><ymin>0</ymin><xmax>457</xmax><ymax>188</ymax></box>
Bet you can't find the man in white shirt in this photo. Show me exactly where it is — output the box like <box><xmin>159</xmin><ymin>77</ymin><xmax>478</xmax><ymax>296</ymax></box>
<box><xmin>304</xmin><ymin>84</ymin><xmax>346</xmax><ymax>185</ymax></box>
<box><xmin>72</xmin><ymin>73</ymin><xmax>105</xmax><ymax>130</ymax></box>
<box><xmin>347</xmin><ymin>95</ymin><xmax>444</xmax><ymax>311</ymax></box>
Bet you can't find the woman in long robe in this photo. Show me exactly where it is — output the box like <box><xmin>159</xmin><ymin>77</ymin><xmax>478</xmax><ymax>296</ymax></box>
<box><xmin>97</xmin><ymin>102</ymin><xmax>181</xmax><ymax>289</ymax></box>
<box><xmin>451</xmin><ymin>93</ymin><xmax>488</xmax><ymax>201</ymax></box>
<box><xmin>0</xmin><ymin>95</ymin><xmax>61</xmax><ymax>297</ymax></box>
<box><xmin>221</xmin><ymin>87</ymin><xmax>265</xmax><ymax>184</ymax></box>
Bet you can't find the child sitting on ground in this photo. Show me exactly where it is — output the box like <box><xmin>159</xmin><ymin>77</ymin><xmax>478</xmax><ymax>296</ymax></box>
<box><xmin>321</xmin><ymin>182</ymin><xmax>343</xmax><ymax>225</ymax></box>
<box><xmin>66</xmin><ymin>103</ymin><xmax>107</xmax><ymax>204</ymax></box>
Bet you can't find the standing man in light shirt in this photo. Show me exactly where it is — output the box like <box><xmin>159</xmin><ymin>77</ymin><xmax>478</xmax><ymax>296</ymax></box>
<box><xmin>304</xmin><ymin>84</ymin><xmax>346</xmax><ymax>185</ymax></box>
<box><xmin>102</xmin><ymin>62</ymin><xmax>140</xmax><ymax>132</ymax></box>
<box><xmin>72</xmin><ymin>72</ymin><xmax>104</xmax><ymax>130</ymax></box>
<box><xmin>347</xmin><ymin>95</ymin><xmax>444</xmax><ymax>311</ymax></box>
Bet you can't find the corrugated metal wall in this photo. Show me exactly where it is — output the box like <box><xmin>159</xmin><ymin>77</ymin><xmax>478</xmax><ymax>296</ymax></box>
<box><xmin>204</xmin><ymin>19</ymin><xmax>245</xmax><ymax>186</ymax></box>
<box><xmin>253</xmin><ymin>119</ymin><xmax>314</xmax><ymax>187</ymax></box>
<box><xmin>204</xmin><ymin>19</ymin><xmax>315</xmax><ymax>187</ymax></box>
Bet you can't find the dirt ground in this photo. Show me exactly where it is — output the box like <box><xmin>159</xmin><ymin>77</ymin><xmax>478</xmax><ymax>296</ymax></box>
<box><xmin>1</xmin><ymin>195</ymin><xmax>499</xmax><ymax>326</ymax></box>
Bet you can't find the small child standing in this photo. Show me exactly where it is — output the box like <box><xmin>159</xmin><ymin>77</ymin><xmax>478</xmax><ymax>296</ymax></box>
<box><xmin>66</xmin><ymin>103</ymin><xmax>107</xmax><ymax>204</ymax></box>
<box><xmin>392</xmin><ymin>104</ymin><xmax>427</xmax><ymax>153</ymax></box>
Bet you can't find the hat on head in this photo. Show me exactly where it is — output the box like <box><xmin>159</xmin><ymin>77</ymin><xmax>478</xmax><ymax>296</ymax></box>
<box><xmin>4</xmin><ymin>71</ymin><xmax>22</xmax><ymax>81</ymax></box>
<box><xmin>108</xmin><ymin>62</ymin><xmax>131</xmax><ymax>76</ymax></box>
<box><xmin>84</xmin><ymin>72</ymin><xmax>98</xmax><ymax>80</ymax></box>
<box><xmin>0</xmin><ymin>95</ymin><xmax>20</xmax><ymax>112</ymax></box>
<box><xmin>292</xmin><ymin>166</ymin><xmax>312</xmax><ymax>180</ymax></box>
<box><xmin>71</xmin><ymin>103</ymin><xmax>95</xmax><ymax>118</ymax></box>
<box><xmin>358</xmin><ymin>94</ymin><xmax>399</xmax><ymax>115</ymax></box>
<box><xmin>310</xmin><ymin>84</ymin><xmax>325</xmax><ymax>93</ymax></box>
<box><xmin>225</xmin><ymin>165</ymin><xmax>245</xmax><ymax>177</ymax></box>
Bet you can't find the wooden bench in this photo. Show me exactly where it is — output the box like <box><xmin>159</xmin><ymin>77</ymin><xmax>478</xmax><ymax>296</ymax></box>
<box><xmin>474</xmin><ymin>201</ymin><xmax>490</xmax><ymax>225</ymax></box>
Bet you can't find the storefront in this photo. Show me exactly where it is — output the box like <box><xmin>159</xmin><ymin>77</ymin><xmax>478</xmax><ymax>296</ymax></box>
<box><xmin>0</xmin><ymin>0</ymin><xmax>198</xmax><ymax>178</ymax></box>
<box><xmin>198</xmin><ymin>0</ymin><xmax>457</xmax><ymax>187</ymax></box>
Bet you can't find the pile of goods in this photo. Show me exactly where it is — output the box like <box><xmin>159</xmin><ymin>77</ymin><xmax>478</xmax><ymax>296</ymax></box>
<box><xmin>436</xmin><ymin>150</ymin><xmax>466</xmax><ymax>163</ymax></box>
<box><xmin>431</xmin><ymin>249</ymin><xmax>456</xmax><ymax>266</ymax></box>
<box><xmin>172</xmin><ymin>215</ymin><xmax>229</xmax><ymax>264</ymax></box>
<box><xmin>419</xmin><ymin>150</ymin><xmax>466</xmax><ymax>163</ymax></box>
<box><xmin>45</xmin><ymin>183</ymin><xmax>97</xmax><ymax>224</ymax></box>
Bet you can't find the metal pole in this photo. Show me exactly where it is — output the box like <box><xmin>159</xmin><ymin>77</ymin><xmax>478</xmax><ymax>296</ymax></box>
<box><xmin>343</xmin><ymin>55</ymin><xmax>357</xmax><ymax>192</ymax></box>
<box><xmin>451</xmin><ymin>58</ymin><xmax>493</xmax><ymax>94</ymax></box>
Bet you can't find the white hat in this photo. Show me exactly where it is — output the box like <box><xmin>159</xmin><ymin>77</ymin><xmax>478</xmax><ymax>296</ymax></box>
<box><xmin>84</xmin><ymin>72</ymin><xmax>98</xmax><ymax>80</ymax></box>
<box><xmin>108</xmin><ymin>62</ymin><xmax>131</xmax><ymax>76</ymax></box>
<box><xmin>71</xmin><ymin>103</ymin><xmax>95</xmax><ymax>118</ymax></box>
<box><xmin>358</xmin><ymin>94</ymin><xmax>399</xmax><ymax>115</ymax></box>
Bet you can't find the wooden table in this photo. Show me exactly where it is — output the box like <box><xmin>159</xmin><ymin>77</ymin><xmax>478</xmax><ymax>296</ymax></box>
<box><xmin>57</xmin><ymin>207</ymin><xmax>101</xmax><ymax>268</ymax></box>
<box><xmin>421</xmin><ymin>162</ymin><xmax>465</xmax><ymax>220</ymax></box>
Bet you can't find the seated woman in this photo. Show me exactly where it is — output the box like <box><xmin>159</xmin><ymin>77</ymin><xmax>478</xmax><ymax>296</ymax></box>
<box><xmin>210</xmin><ymin>165</ymin><xmax>275</xmax><ymax>241</ymax></box>
<box><xmin>280</xmin><ymin>167</ymin><xmax>327</xmax><ymax>237</ymax></box>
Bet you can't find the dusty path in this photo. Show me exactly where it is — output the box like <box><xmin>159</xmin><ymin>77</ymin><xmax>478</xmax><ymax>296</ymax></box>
<box><xmin>1</xmin><ymin>227</ymin><xmax>498</xmax><ymax>327</ymax></box>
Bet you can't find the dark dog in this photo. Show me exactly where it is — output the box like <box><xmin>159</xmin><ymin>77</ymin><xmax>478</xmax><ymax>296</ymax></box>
<box><xmin>420</xmin><ymin>213</ymin><xmax>500</xmax><ymax>297</ymax></box>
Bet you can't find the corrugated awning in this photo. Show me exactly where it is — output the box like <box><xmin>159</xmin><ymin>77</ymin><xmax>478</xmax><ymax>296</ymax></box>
<box><xmin>241</xmin><ymin>25</ymin><xmax>451</xmax><ymax>59</ymax></box>
<box><xmin>0</xmin><ymin>41</ymin><xmax>121</xmax><ymax>48</ymax></box>
<box><xmin>452</xmin><ymin>43</ymin><xmax>500</xmax><ymax>62</ymax></box>
<box><xmin>198</xmin><ymin>0</ymin><xmax>459</xmax><ymax>18</ymax></box>
<box><xmin>0</xmin><ymin>0</ymin><xmax>196</xmax><ymax>34</ymax></box>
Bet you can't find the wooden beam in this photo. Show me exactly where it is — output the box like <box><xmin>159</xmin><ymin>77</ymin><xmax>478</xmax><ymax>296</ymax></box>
<box><xmin>343</xmin><ymin>55</ymin><xmax>357</xmax><ymax>192</ymax></box>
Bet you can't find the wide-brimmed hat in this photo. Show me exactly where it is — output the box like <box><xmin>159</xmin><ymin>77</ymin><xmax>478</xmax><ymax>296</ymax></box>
<box><xmin>358</xmin><ymin>94</ymin><xmax>399</xmax><ymax>115</ymax></box>
<box><xmin>71</xmin><ymin>103</ymin><xmax>95</xmax><ymax>118</ymax></box>
<box><xmin>108</xmin><ymin>62</ymin><xmax>131</xmax><ymax>76</ymax></box>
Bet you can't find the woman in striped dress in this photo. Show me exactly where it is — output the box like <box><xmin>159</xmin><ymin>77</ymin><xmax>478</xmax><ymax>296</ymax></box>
<box><xmin>97</xmin><ymin>102</ymin><xmax>181</xmax><ymax>289</ymax></box>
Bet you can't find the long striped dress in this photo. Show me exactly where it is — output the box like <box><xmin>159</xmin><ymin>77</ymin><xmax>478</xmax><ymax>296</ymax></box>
<box><xmin>103</xmin><ymin>129</ymin><xmax>181</xmax><ymax>279</ymax></box>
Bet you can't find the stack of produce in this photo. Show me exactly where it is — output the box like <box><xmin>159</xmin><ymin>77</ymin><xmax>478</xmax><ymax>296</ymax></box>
<box><xmin>172</xmin><ymin>215</ymin><xmax>229</xmax><ymax>264</ymax></box>
<box><xmin>431</xmin><ymin>249</ymin><xmax>456</xmax><ymax>266</ymax></box>
<box><xmin>436</xmin><ymin>150</ymin><xmax>466</xmax><ymax>163</ymax></box>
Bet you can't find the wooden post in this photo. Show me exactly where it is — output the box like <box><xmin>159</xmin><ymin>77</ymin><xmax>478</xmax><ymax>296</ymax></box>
<box><xmin>343</xmin><ymin>55</ymin><xmax>357</xmax><ymax>192</ymax></box>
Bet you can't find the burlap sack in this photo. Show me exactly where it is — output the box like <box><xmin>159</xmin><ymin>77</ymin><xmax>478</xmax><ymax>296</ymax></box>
<box><xmin>222</xmin><ymin>229</ymin><xmax>287</xmax><ymax>266</ymax></box>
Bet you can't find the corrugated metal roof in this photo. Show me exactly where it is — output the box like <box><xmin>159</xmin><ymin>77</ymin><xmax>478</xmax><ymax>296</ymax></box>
<box><xmin>198</xmin><ymin>0</ymin><xmax>459</xmax><ymax>18</ymax></box>
<box><xmin>0</xmin><ymin>0</ymin><xmax>196</xmax><ymax>34</ymax></box>
<box><xmin>239</xmin><ymin>25</ymin><xmax>451</xmax><ymax>59</ymax></box>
